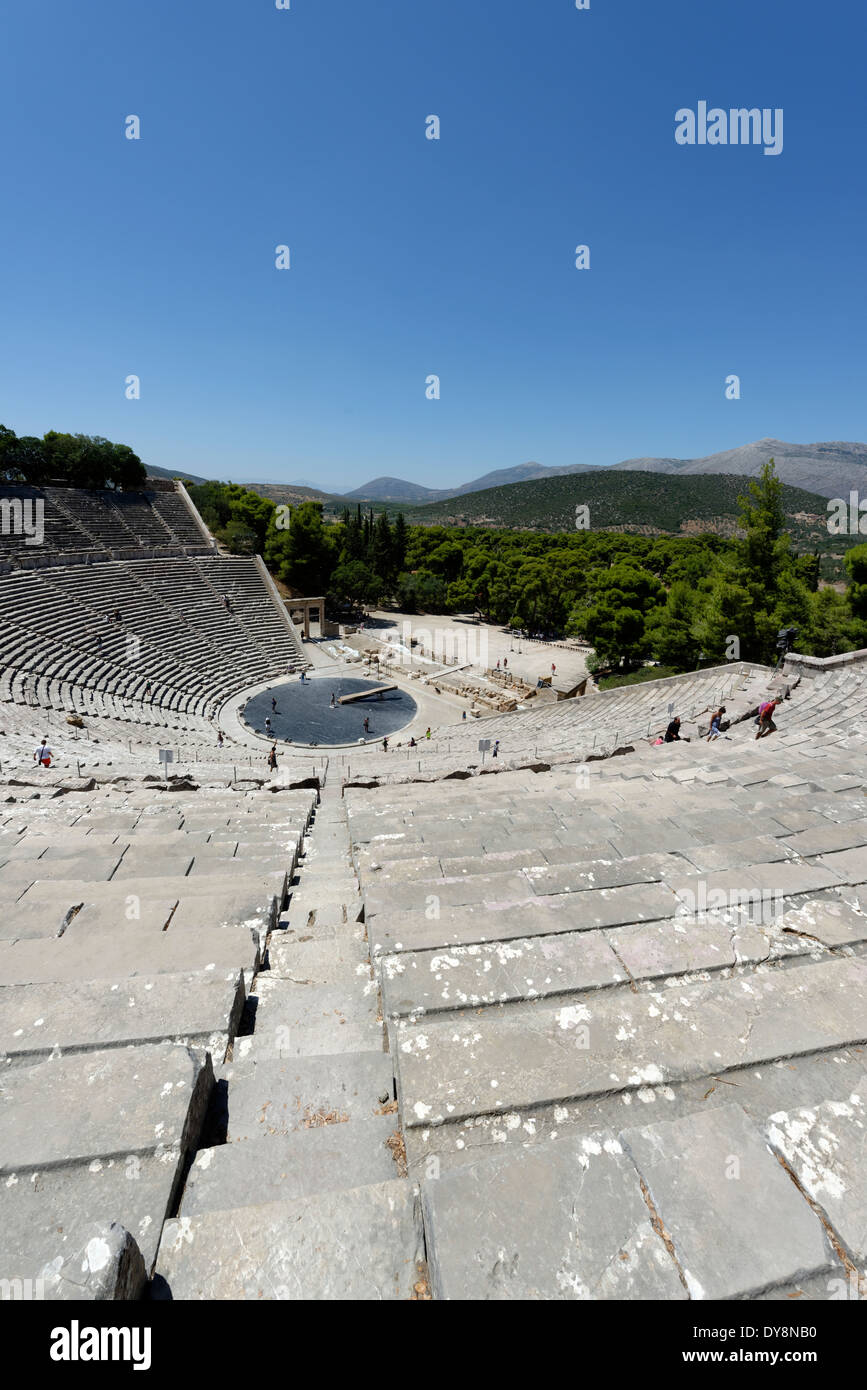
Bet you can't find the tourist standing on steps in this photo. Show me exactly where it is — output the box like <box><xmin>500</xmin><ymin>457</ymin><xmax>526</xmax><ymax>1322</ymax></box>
<box><xmin>382</xmin><ymin>737</ymin><xmax>388</xmax><ymax>752</ymax></box>
<box><xmin>706</xmin><ymin>706</ymin><xmax>726</xmax><ymax>741</ymax></box>
<box><xmin>217</xmin><ymin>729</ymin><xmax>224</xmax><ymax>748</ymax></box>
<box><xmin>425</xmin><ymin>727</ymin><xmax>431</xmax><ymax>740</ymax></box>
<box><xmin>267</xmin><ymin>744</ymin><xmax>278</xmax><ymax>772</ymax></box>
<box><xmin>492</xmin><ymin>740</ymin><xmax>499</xmax><ymax>759</ymax></box>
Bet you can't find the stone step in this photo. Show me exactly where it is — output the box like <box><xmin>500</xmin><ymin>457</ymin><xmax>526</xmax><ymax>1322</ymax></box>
<box><xmin>266</xmin><ymin>935</ymin><xmax>371</xmax><ymax>985</ymax></box>
<box><xmin>240</xmin><ymin>973</ymin><xmax>384</xmax><ymax>1058</ymax></box>
<box><xmin>220</xmin><ymin>1052</ymin><xmax>395</xmax><ymax>1142</ymax></box>
<box><xmin>0</xmin><ymin>922</ymin><xmax>261</xmax><ymax>986</ymax></box>
<box><xmin>367</xmin><ymin>882</ymin><xmax>680</xmax><ymax>958</ymax></box>
<box><xmin>765</xmin><ymin>1097</ymin><xmax>867</xmax><ymax>1266</ymax></box>
<box><xmin>0</xmin><ymin>970</ymin><xmax>245</xmax><ymax>1066</ymax></box>
<box><xmin>155</xmin><ymin>1180</ymin><xmax>424</xmax><ymax>1300</ymax></box>
<box><xmin>179</xmin><ymin>1114</ymin><xmax>401</xmax><ymax>1216</ymax></box>
<box><xmin>394</xmin><ymin>955</ymin><xmax>867</xmax><ymax>1128</ymax></box>
<box><xmin>0</xmin><ymin>1042</ymin><xmax>212</xmax><ymax>1175</ymax></box>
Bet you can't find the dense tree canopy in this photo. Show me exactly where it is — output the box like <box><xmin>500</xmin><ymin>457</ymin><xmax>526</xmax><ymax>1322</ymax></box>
<box><xmin>0</xmin><ymin>424</ymin><xmax>146</xmax><ymax>490</ymax></box>
<box><xmin>186</xmin><ymin>462</ymin><xmax>867</xmax><ymax>671</ymax></box>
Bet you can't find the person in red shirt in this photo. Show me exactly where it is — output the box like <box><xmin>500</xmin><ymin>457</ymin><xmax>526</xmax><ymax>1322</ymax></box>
<box><xmin>755</xmin><ymin>698</ymin><xmax>780</xmax><ymax>739</ymax></box>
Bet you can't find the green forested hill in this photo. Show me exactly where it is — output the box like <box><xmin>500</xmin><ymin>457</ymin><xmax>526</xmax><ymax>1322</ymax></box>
<box><xmin>392</xmin><ymin>469</ymin><xmax>829</xmax><ymax>537</ymax></box>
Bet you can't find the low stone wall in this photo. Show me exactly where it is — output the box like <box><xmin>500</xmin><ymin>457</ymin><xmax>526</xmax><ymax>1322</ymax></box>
<box><xmin>784</xmin><ymin>648</ymin><xmax>867</xmax><ymax>678</ymax></box>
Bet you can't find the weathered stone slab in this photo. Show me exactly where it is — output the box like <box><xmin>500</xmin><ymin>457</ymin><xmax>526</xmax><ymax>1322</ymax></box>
<box><xmin>620</xmin><ymin>1104</ymin><xmax>833</xmax><ymax>1299</ymax></box>
<box><xmin>380</xmin><ymin>931</ymin><xmax>624</xmax><ymax>1018</ymax></box>
<box><xmin>0</xmin><ymin>922</ymin><xmax>260</xmax><ymax>987</ymax></box>
<box><xmin>817</xmin><ymin>846</ymin><xmax>867</xmax><ymax>885</ymax></box>
<box><xmin>156</xmin><ymin>1180</ymin><xmax>423</xmax><ymax>1300</ymax></box>
<box><xmin>241</xmin><ymin>974</ymin><xmax>384</xmax><ymax>1059</ymax></box>
<box><xmin>0</xmin><ymin>971</ymin><xmax>245</xmax><ymax>1065</ymax></box>
<box><xmin>39</xmin><ymin>1222</ymin><xmax>146</xmax><ymax>1300</ymax></box>
<box><xmin>395</xmin><ymin>956</ymin><xmax>867</xmax><ymax>1127</ymax></box>
<box><xmin>607</xmin><ymin>917</ymin><xmax>741</xmax><ymax>980</ymax></box>
<box><xmin>111</xmin><ymin>847</ymin><xmax>195</xmax><ymax>878</ymax></box>
<box><xmin>366</xmin><ymin>884</ymin><xmax>676</xmax><ymax>958</ymax></box>
<box><xmin>422</xmin><ymin>1132</ymin><xmax>686</xmax><ymax>1300</ymax></box>
<box><xmin>522</xmin><ymin>852</ymin><xmax>681</xmax><ymax>896</ymax></box>
<box><xmin>267</xmin><ymin>935</ymin><xmax>371</xmax><ymax>985</ymax></box>
<box><xmin>180</xmin><ymin>1114</ymin><xmax>400</xmax><ymax>1216</ymax></box>
<box><xmin>765</xmin><ymin>1098</ymin><xmax>867</xmax><ymax>1264</ymax></box>
<box><xmin>0</xmin><ymin>1043</ymin><xmax>213</xmax><ymax>1173</ymax></box>
<box><xmin>364</xmin><ymin>871</ymin><xmax>534</xmax><ymax>917</ymax></box>
<box><xmin>0</xmin><ymin>1160</ymin><xmax>179</xmax><ymax>1285</ymax></box>
<box><xmin>403</xmin><ymin>1048</ymin><xmax>867</xmax><ymax>1183</ymax></box>
<box><xmin>221</xmin><ymin>1052</ymin><xmax>394</xmax><ymax>1141</ymax></box>
<box><xmin>782</xmin><ymin>819</ymin><xmax>867</xmax><ymax>858</ymax></box>
<box><xmin>774</xmin><ymin>897</ymin><xmax>867</xmax><ymax>949</ymax></box>
<box><xmin>680</xmin><ymin>835</ymin><xmax>790</xmax><ymax>873</ymax></box>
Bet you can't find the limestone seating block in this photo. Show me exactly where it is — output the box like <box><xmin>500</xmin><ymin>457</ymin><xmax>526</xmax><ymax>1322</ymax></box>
<box><xmin>0</xmin><ymin>1042</ymin><xmax>213</xmax><ymax>1175</ymax></box>
<box><xmin>0</xmin><ymin>1161</ymin><xmax>180</xmax><ymax>1288</ymax></box>
<box><xmin>380</xmin><ymin>931</ymin><xmax>625</xmax><ymax>1019</ymax></box>
<box><xmin>0</xmin><ymin>970</ymin><xmax>245</xmax><ymax>1066</ymax></box>
<box><xmin>0</xmin><ymin>919</ymin><xmax>261</xmax><ymax>987</ymax></box>
<box><xmin>394</xmin><ymin>956</ymin><xmax>867</xmax><ymax>1128</ymax></box>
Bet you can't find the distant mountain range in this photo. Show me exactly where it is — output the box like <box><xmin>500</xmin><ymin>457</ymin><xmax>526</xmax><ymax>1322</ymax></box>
<box><xmin>340</xmin><ymin>441</ymin><xmax>867</xmax><ymax>504</ymax></box>
<box><xmin>148</xmin><ymin>439</ymin><xmax>867</xmax><ymax>512</ymax></box>
<box><xmin>343</xmin><ymin>461</ymin><xmax>591</xmax><ymax>502</ymax></box>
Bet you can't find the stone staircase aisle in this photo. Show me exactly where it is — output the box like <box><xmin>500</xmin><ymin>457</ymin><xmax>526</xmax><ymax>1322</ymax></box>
<box><xmin>154</xmin><ymin>782</ymin><xmax>426</xmax><ymax>1300</ymax></box>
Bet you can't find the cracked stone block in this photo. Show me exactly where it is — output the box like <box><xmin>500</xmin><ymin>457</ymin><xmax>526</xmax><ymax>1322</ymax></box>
<box><xmin>619</xmin><ymin>1103</ymin><xmax>834</xmax><ymax>1299</ymax></box>
<box><xmin>765</xmin><ymin>1097</ymin><xmax>867</xmax><ymax>1265</ymax></box>
<box><xmin>38</xmin><ymin>1222</ymin><xmax>146</xmax><ymax>1301</ymax></box>
<box><xmin>421</xmin><ymin>1132</ymin><xmax>686</xmax><ymax>1300</ymax></box>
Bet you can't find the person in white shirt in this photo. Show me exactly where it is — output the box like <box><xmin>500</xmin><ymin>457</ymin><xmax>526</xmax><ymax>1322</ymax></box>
<box><xmin>33</xmin><ymin>739</ymin><xmax>52</xmax><ymax>765</ymax></box>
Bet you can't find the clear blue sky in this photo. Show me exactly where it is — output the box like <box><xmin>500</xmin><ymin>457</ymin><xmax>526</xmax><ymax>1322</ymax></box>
<box><xmin>1</xmin><ymin>0</ymin><xmax>864</xmax><ymax>490</ymax></box>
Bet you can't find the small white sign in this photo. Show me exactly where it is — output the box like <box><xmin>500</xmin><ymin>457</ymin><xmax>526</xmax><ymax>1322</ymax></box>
<box><xmin>478</xmin><ymin>739</ymin><xmax>491</xmax><ymax>752</ymax></box>
<box><xmin>159</xmin><ymin>749</ymin><xmax>174</xmax><ymax>764</ymax></box>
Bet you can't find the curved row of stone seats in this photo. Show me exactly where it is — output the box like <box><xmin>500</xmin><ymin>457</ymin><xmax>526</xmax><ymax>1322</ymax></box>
<box><xmin>342</xmin><ymin>724</ymin><xmax>867</xmax><ymax>1299</ymax></box>
<box><xmin>0</xmin><ymin>485</ymin><xmax>93</xmax><ymax>559</ymax></box>
<box><xmin>0</xmin><ymin>483</ymin><xmax>213</xmax><ymax>565</ymax></box>
<box><xmin>0</xmin><ymin>555</ymin><xmax>305</xmax><ymax>719</ymax></box>
<box><xmin>0</xmin><ymin>780</ymin><xmax>317</xmax><ymax>1296</ymax></box>
<box><xmin>45</xmin><ymin>485</ymin><xmax>209</xmax><ymax>554</ymax></box>
<box><xmin>333</xmin><ymin>664</ymin><xmax>778</xmax><ymax>787</ymax></box>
